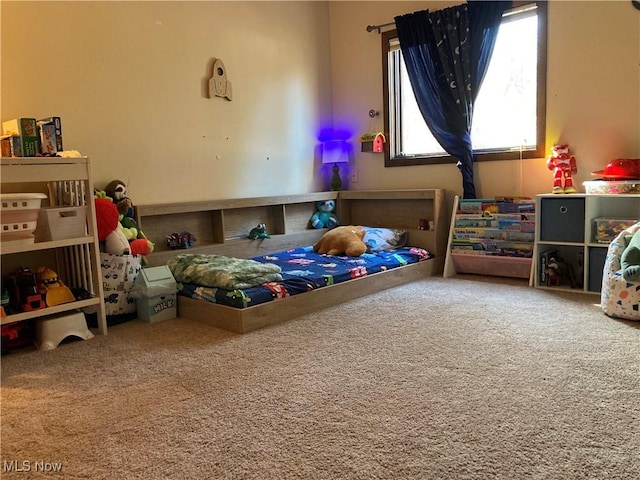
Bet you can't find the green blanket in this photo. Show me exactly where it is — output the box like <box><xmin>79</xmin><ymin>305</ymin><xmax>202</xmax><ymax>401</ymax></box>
<box><xmin>167</xmin><ymin>253</ymin><xmax>282</xmax><ymax>290</ymax></box>
<box><xmin>621</xmin><ymin>229</ymin><xmax>640</xmax><ymax>282</ymax></box>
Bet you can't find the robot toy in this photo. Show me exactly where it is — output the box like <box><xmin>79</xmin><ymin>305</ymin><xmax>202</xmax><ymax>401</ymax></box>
<box><xmin>547</xmin><ymin>144</ymin><xmax>578</xmax><ymax>194</ymax></box>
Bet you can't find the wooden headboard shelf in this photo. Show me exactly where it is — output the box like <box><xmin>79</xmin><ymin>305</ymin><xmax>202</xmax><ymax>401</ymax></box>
<box><xmin>136</xmin><ymin>189</ymin><xmax>447</xmax><ymax>267</ymax></box>
<box><xmin>135</xmin><ymin>189</ymin><xmax>447</xmax><ymax>333</ymax></box>
<box><xmin>136</xmin><ymin>192</ymin><xmax>337</xmax><ymax>266</ymax></box>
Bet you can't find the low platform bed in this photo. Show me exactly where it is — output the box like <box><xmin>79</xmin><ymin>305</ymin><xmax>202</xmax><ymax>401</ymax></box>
<box><xmin>136</xmin><ymin>189</ymin><xmax>448</xmax><ymax>333</ymax></box>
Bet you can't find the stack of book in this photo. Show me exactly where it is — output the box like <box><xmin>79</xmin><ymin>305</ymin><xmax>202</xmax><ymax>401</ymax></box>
<box><xmin>451</xmin><ymin>197</ymin><xmax>536</xmax><ymax>258</ymax></box>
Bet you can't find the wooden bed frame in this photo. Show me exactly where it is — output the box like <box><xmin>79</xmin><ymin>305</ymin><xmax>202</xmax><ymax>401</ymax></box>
<box><xmin>135</xmin><ymin>189</ymin><xmax>448</xmax><ymax>333</ymax></box>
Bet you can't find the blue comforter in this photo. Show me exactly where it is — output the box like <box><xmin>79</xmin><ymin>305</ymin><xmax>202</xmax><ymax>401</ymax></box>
<box><xmin>177</xmin><ymin>245</ymin><xmax>433</xmax><ymax>309</ymax></box>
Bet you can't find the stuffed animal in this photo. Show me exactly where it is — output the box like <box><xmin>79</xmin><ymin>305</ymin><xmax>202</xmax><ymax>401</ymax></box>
<box><xmin>310</xmin><ymin>200</ymin><xmax>339</xmax><ymax>229</ymax></box>
<box><xmin>95</xmin><ymin>197</ymin><xmax>131</xmax><ymax>255</ymax></box>
<box><xmin>129</xmin><ymin>237</ymin><xmax>153</xmax><ymax>256</ymax></box>
<box><xmin>99</xmin><ymin>182</ymin><xmax>155</xmax><ymax>256</ymax></box>
<box><xmin>544</xmin><ymin>256</ymin><xmax>579</xmax><ymax>288</ymax></box>
<box><xmin>313</xmin><ymin>225</ymin><xmax>367</xmax><ymax>257</ymax></box>
<box><xmin>248</xmin><ymin>223</ymin><xmax>270</xmax><ymax>239</ymax></box>
<box><xmin>621</xmin><ymin>229</ymin><xmax>640</xmax><ymax>282</ymax></box>
<box><xmin>104</xmin><ymin>179</ymin><xmax>134</xmax><ymax>217</ymax></box>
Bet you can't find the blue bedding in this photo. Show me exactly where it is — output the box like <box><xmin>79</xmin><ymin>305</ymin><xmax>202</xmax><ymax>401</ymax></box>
<box><xmin>177</xmin><ymin>245</ymin><xmax>433</xmax><ymax>309</ymax></box>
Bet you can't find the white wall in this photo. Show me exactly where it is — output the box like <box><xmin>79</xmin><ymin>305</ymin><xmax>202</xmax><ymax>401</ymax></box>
<box><xmin>329</xmin><ymin>0</ymin><xmax>640</xmax><ymax>199</ymax></box>
<box><xmin>2</xmin><ymin>1</ymin><xmax>639</xmax><ymax>204</ymax></box>
<box><xmin>1</xmin><ymin>1</ymin><xmax>333</xmax><ymax>204</ymax></box>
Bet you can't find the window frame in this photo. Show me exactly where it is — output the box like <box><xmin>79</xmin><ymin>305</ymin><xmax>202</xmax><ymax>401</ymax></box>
<box><xmin>381</xmin><ymin>1</ymin><xmax>547</xmax><ymax>167</ymax></box>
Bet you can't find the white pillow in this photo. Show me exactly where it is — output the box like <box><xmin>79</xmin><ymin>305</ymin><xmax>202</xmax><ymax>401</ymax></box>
<box><xmin>362</xmin><ymin>227</ymin><xmax>408</xmax><ymax>252</ymax></box>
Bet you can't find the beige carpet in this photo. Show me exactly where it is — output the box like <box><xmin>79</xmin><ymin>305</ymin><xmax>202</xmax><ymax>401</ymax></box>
<box><xmin>1</xmin><ymin>275</ymin><xmax>639</xmax><ymax>479</ymax></box>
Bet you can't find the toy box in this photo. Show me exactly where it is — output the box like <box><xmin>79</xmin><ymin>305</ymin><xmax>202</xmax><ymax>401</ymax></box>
<box><xmin>583</xmin><ymin>180</ymin><xmax>640</xmax><ymax>195</ymax></box>
<box><xmin>3</xmin><ymin>118</ymin><xmax>37</xmax><ymax>137</ymax></box>
<box><xmin>593</xmin><ymin>217</ymin><xmax>638</xmax><ymax>244</ymax></box>
<box><xmin>39</xmin><ymin>124</ymin><xmax>59</xmax><ymax>154</ymax></box>
<box><xmin>0</xmin><ymin>135</ymin><xmax>22</xmax><ymax>157</ymax></box>
<box><xmin>132</xmin><ymin>266</ymin><xmax>177</xmax><ymax>323</ymax></box>
<box><xmin>100</xmin><ymin>253</ymin><xmax>142</xmax><ymax>316</ymax></box>
<box><xmin>37</xmin><ymin>116</ymin><xmax>63</xmax><ymax>152</ymax></box>
<box><xmin>2</xmin><ymin>118</ymin><xmax>39</xmax><ymax>156</ymax></box>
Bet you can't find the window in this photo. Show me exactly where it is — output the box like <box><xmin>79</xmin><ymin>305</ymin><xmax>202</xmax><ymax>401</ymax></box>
<box><xmin>382</xmin><ymin>2</ymin><xmax>547</xmax><ymax>167</ymax></box>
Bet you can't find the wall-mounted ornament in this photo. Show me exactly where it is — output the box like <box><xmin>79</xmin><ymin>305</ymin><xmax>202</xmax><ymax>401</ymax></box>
<box><xmin>360</xmin><ymin>132</ymin><xmax>385</xmax><ymax>153</ymax></box>
<box><xmin>208</xmin><ymin>58</ymin><xmax>232</xmax><ymax>101</ymax></box>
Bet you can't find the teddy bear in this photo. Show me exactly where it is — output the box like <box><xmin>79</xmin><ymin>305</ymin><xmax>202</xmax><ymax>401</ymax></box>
<box><xmin>313</xmin><ymin>225</ymin><xmax>367</xmax><ymax>257</ymax></box>
<box><xmin>310</xmin><ymin>200</ymin><xmax>339</xmax><ymax>229</ymax></box>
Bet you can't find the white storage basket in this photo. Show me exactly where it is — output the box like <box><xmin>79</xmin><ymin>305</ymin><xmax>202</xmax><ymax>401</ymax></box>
<box><xmin>1</xmin><ymin>193</ymin><xmax>48</xmax><ymax>245</ymax></box>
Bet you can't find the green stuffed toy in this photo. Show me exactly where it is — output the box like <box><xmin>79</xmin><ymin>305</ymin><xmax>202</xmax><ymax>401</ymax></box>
<box><xmin>310</xmin><ymin>200</ymin><xmax>339</xmax><ymax>229</ymax></box>
<box><xmin>621</xmin><ymin>229</ymin><xmax>640</xmax><ymax>282</ymax></box>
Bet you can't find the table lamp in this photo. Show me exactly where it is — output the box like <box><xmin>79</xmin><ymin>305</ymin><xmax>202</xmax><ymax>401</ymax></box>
<box><xmin>322</xmin><ymin>140</ymin><xmax>349</xmax><ymax>191</ymax></box>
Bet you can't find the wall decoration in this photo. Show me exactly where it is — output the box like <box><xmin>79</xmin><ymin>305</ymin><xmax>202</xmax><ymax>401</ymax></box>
<box><xmin>360</xmin><ymin>132</ymin><xmax>385</xmax><ymax>153</ymax></box>
<box><xmin>361</xmin><ymin>110</ymin><xmax>385</xmax><ymax>153</ymax></box>
<box><xmin>208</xmin><ymin>58</ymin><xmax>232</xmax><ymax>101</ymax></box>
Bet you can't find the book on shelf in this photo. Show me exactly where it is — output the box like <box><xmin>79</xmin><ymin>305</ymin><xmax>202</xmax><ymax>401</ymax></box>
<box><xmin>453</xmin><ymin>227</ymin><xmax>501</xmax><ymax>239</ymax></box>
<box><xmin>455</xmin><ymin>218</ymin><xmax>499</xmax><ymax>228</ymax></box>
<box><xmin>538</xmin><ymin>248</ymin><xmax>558</xmax><ymax>286</ymax></box>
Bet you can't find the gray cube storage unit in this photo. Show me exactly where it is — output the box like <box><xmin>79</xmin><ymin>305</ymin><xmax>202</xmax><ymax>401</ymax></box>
<box><xmin>534</xmin><ymin>193</ymin><xmax>640</xmax><ymax>294</ymax></box>
<box><xmin>539</xmin><ymin>197</ymin><xmax>585</xmax><ymax>243</ymax></box>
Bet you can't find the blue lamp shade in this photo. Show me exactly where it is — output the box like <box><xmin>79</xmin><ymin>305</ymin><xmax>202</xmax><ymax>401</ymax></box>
<box><xmin>322</xmin><ymin>140</ymin><xmax>349</xmax><ymax>165</ymax></box>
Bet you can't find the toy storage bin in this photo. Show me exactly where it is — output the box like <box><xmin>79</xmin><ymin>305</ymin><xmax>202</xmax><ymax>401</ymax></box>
<box><xmin>35</xmin><ymin>206</ymin><xmax>87</xmax><ymax>241</ymax></box>
<box><xmin>0</xmin><ymin>193</ymin><xmax>48</xmax><ymax>245</ymax></box>
<box><xmin>593</xmin><ymin>217</ymin><xmax>638</xmax><ymax>244</ymax></box>
<box><xmin>100</xmin><ymin>253</ymin><xmax>142</xmax><ymax>317</ymax></box>
<box><xmin>583</xmin><ymin>180</ymin><xmax>640</xmax><ymax>195</ymax></box>
<box><xmin>131</xmin><ymin>266</ymin><xmax>177</xmax><ymax>323</ymax></box>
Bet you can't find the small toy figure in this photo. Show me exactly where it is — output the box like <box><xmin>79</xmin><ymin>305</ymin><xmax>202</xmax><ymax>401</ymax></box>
<box><xmin>36</xmin><ymin>267</ymin><xmax>76</xmax><ymax>307</ymax></box>
<box><xmin>248</xmin><ymin>224</ymin><xmax>270</xmax><ymax>240</ymax></box>
<box><xmin>167</xmin><ymin>231</ymin><xmax>197</xmax><ymax>249</ymax></box>
<box><xmin>547</xmin><ymin>144</ymin><xmax>578</xmax><ymax>194</ymax></box>
<box><xmin>544</xmin><ymin>256</ymin><xmax>579</xmax><ymax>288</ymax></box>
<box><xmin>5</xmin><ymin>267</ymin><xmax>46</xmax><ymax>312</ymax></box>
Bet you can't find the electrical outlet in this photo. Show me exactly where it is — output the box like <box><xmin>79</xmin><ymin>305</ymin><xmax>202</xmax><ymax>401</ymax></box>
<box><xmin>350</xmin><ymin>168</ymin><xmax>358</xmax><ymax>183</ymax></box>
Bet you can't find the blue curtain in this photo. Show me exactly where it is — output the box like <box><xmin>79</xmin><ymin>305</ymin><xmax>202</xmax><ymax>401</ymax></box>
<box><xmin>395</xmin><ymin>1</ymin><xmax>507</xmax><ymax>199</ymax></box>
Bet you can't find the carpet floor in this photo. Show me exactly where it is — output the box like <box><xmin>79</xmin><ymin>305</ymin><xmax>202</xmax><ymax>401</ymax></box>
<box><xmin>1</xmin><ymin>275</ymin><xmax>639</xmax><ymax>479</ymax></box>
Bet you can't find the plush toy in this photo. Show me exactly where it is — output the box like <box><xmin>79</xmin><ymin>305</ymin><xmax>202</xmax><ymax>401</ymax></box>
<box><xmin>104</xmin><ymin>179</ymin><xmax>134</xmax><ymax>217</ymax></box>
<box><xmin>544</xmin><ymin>256</ymin><xmax>579</xmax><ymax>288</ymax></box>
<box><xmin>95</xmin><ymin>197</ymin><xmax>131</xmax><ymax>255</ymax></box>
<box><xmin>547</xmin><ymin>144</ymin><xmax>578</xmax><ymax>194</ymax></box>
<box><xmin>313</xmin><ymin>225</ymin><xmax>367</xmax><ymax>257</ymax></box>
<box><xmin>99</xmin><ymin>182</ymin><xmax>155</xmax><ymax>256</ymax></box>
<box><xmin>621</xmin><ymin>229</ymin><xmax>640</xmax><ymax>282</ymax></box>
<box><xmin>248</xmin><ymin>223</ymin><xmax>270</xmax><ymax>239</ymax></box>
<box><xmin>310</xmin><ymin>200</ymin><xmax>339</xmax><ymax>229</ymax></box>
<box><xmin>129</xmin><ymin>237</ymin><xmax>153</xmax><ymax>256</ymax></box>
